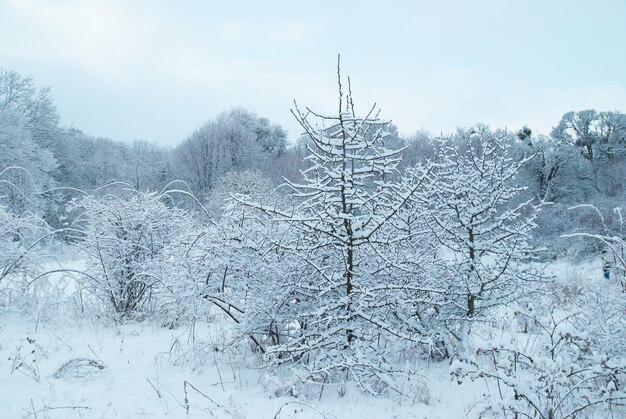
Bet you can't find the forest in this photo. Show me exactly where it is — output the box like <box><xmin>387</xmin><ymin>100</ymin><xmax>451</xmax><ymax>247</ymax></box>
<box><xmin>1</xmin><ymin>67</ymin><xmax>625</xmax><ymax>418</ymax></box>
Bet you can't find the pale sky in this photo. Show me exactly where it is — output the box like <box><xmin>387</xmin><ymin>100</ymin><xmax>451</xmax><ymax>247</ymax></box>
<box><xmin>1</xmin><ymin>0</ymin><xmax>625</xmax><ymax>146</ymax></box>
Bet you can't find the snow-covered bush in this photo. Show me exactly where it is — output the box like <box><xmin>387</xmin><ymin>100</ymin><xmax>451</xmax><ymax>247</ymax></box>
<box><xmin>68</xmin><ymin>190</ymin><xmax>192</xmax><ymax>318</ymax></box>
<box><xmin>454</xmin><ymin>305</ymin><xmax>626</xmax><ymax>418</ymax></box>
<box><xmin>0</xmin><ymin>167</ymin><xmax>51</xmax><ymax>315</ymax></box>
<box><xmin>0</xmin><ymin>167</ymin><xmax>50</xmax><ymax>285</ymax></box>
<box><xmin>155</xmin><ymin>217</ymin><xmax>252</xmax><ymax>328</ymax></box>
<box><xmin>454</xmin><ymin>268</ymin><xmax>626</xmax><ymax>418</ymax></box>
<box><xmin>0</xmin><ymin>204</ymin><xmax>48</xmax><ymax>284</ymax></box>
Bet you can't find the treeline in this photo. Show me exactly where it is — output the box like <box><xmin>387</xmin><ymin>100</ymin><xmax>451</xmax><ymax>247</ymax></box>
<box><xmin>0</xmin><ymin>69</ymin><xmax>293</xmax><ymax>225</ymax></box>
<box><xmin>1</xmin><ymin>68</ymin><xmax>624</xmax><ymax>252</ymax></box>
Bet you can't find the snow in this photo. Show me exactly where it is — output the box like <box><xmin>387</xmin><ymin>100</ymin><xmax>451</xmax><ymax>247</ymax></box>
<box><xmin>0</xmin><ymin>304</ymin><xmax>481</xmax><ymax>418</ymax></box>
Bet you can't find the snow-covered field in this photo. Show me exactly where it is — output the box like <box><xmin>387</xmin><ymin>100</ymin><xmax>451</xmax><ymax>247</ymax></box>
<box><xmin>0</xmin><ymin>315</ymin><xmax>492</xmax><ymax>419</ymax></box>
<box><xmin>0</xmin><ymin>304</ymin><xmax>479</xmax><ymax>418</ymax></box>
<box><xmin>0</xmin><ymin>256</ymin><xmax>619</xmax><ymax>418</ymax></box>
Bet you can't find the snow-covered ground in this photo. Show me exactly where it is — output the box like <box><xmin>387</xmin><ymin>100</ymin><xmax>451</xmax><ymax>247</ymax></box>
<box><xmin>0</xmin><ymin>313</ymin><xmax>485</xmax><ymax>418</ymax></box>
<box><xmin>0</xmin><ymin>256</ymin><xmax>614</xmax><ymax>418</ymax></box>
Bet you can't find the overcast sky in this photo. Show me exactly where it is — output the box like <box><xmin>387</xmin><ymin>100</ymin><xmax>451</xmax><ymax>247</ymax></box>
<box><xmin>1</xmin><ymin>0</ymin><xmax>625</xmax><ymax>146</ymax></box>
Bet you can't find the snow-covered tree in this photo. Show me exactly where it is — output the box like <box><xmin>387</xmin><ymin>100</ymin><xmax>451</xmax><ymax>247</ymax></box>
<box><xmin>0</xmin><ymin>68</ymin><xmax>61</xmax><ymax>150</ymax></box>
<box><xmin>174</xmin><ymin>108</ymin><xmax>287</xmax><ymax>197</ymax></box>
<box><xmin>128</xmin><ymin>140</ymin><xmax>170</xmax><ymax>191</ymax></box>
<box><xmin>0</xmin><ymin>69</ymin><xmax>61</xmax><ymax>223</ymax></box>
<box><xmin>0</xmin><ymin>111</ymin><xmax>56</xmax><ymax>215</ymax></box>
<box><xmin>408</xmin><ymin>127</ymin><xmax>544</xmax><ymax>353</ymax></box>
<box><xmin>552</xmin><ymin>110</ymin><xmax>602</xmax><ymax>163</ymax></box>
<box><xmin>237</xmin><ymin>66</ymin><xmax>437</xmax><ymax>393</ymax></box>
<box><xmin>514</xmin><ymin>129</ymin><xmax>581</xmax><ymax>203</ymax></box>
<box><xmin>551</xmin><ymin>110</ymin><xmax>626</xmax><ymax>166</ymax></box>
